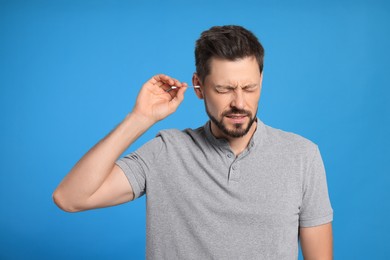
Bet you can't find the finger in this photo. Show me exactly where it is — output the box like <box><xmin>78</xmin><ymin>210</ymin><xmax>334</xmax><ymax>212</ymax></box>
<box><xmin>161</xmin><ymin>75</ymin><xmax>187</xmax><ymax>88</ymax></box>
<box><xmin>150</xmin><ymin>74</ymin><xmax>187</xmax><ymax>92</ymax></box>
<box><xmin>150</xmin><ymin>74</ymin><xmax>165</xmax><ymax>85</ymax></box>
<box><xmin>150</xmin><ymin>74</ymin><xmax>170</xmax><ymax>86</ymax></box>
<box><xmin>168</xmin><ymin>84</ymin><xmax>187</xmax><ymax>112</ymax></box>
<box><xmin>166</xmin><ymin>81</ymin><xmax>188</xmax><ymax>97</ymax></box>
<box><xmin>154</xmin><ymin>74</ymin><xmax>186</xmax><ymax>86</ymax></box>
<box><xmin>147</xmin><ymin>75</ymin><xmax>171</xmax><ymax>93</ymax></box>
<box><xmin>159</xmin><ymin>74</ymin><xmax>175</xmax><ymax>86</ymax></box>
<box><xmin>150</xmin><ymin>74</ymin><xmax>172</xmax><ymax>88</ymax></box>
<box><xmin>173</xmin><ymin>79</ymin><xmax>182</xmax><ymax>87</ymax></box>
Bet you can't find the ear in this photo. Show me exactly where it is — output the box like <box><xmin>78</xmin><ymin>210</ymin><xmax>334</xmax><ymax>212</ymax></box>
<box><xmin>192</xmin><ymin>73</ymin><xmax>204</xmax><ymax>99</ymax></box>
<box><xmin>259</xmin><ymin>72</ymin><xmax>264</xmax><ymax>91</ymax></box>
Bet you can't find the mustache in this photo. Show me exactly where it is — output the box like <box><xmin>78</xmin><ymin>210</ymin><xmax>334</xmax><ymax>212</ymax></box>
<box><xmin>222</xmin><ymin>108</ymin><xmax>252</xmax><ymax>117</ymax></box>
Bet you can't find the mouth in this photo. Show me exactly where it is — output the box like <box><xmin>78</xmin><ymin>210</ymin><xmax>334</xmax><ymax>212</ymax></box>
<box><xmin>226</xmin><ymin>113</ymin><xmax>248</xmax><ymax>118</ymax></box>
<box><xmin>225</xmin><ymin>114</ymin><xmax>248</xmax><ymax>123</ymax></box>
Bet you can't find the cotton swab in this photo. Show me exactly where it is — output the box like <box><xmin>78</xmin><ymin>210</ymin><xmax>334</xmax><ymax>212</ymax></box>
<box><xmin>165</xmin><ymin>85</ymin><xmax>200</xmax><ymax>92</ymax></box>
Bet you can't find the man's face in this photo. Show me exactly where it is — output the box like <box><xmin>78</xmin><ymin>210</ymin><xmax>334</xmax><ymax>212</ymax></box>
<box><xmin>196</xmin><ymin>56</ymin><xmax>262</xmax><ymax>139</ymax></box>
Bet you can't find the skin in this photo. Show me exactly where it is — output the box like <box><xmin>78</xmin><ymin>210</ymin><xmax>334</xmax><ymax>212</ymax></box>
<box><xmin>300</xmin><ymin>223</ymin><xmax>333</xmax><ymax>260</ymax></box>
<box><xmin>192</xmin><ymin>56</ymin><xmax>262</xmax><ymax>155</ymax></box>
<box><xmin>53</xmin><ymin>57</ymin><xmax>332</xmax><ymax>259</ymax></box>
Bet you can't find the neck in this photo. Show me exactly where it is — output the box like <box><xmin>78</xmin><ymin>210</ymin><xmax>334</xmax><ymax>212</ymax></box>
<box><xmin>210</xmin><ymin>120</ymin><xmax>257</xmax><ymax>156</ymax></box>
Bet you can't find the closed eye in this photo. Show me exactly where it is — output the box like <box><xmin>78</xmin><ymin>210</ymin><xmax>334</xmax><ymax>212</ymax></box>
<box><xmin>215</xmin><ymin>85</ymin><xmax>258</xmax><ymax>93</ymax></box>
<box><xmin>215</xmin><ymin>86</ymin><xmax>234</xmax><ymax>93</ymax></box>
<box><xmin>243</xmin><ymin>85</ymin><xmax>258</xmax><ymax>92</ymax></box>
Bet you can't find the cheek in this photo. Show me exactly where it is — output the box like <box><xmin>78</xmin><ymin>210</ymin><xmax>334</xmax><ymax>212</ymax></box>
<box><xmin>204</xmin><ymin>98</ymin><xmax>219</xmax><ymax>115</ymax></box>
<box><xmin>245</xmin><ymin>92</ymin><xmax>261</xmax><ymax>107</ymax></box>
<box><xmin>205</xmin><ymin>93</ymin><xmax>229</xmax><ymax>112</ymax></box>
<box><xmin>215</xmin><ymin>98</ymin><xmax>233</xmax><ymax>115</ymax></box>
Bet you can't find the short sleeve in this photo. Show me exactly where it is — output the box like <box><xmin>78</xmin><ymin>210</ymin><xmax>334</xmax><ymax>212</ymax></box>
<box><xmin>115</xmin><ymin>136</ymin><xmax>163</xmax><ymax>200</ymax></box>
<box><xmin>299</xmin><ymin>145</ymin><xmax>333</xmax><ymax>227</ymax></box>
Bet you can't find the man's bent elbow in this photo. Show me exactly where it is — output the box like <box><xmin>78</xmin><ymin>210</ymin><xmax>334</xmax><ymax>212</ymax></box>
<box><xmin>52</xmin><ymin>189</ymin><xmax>82</xmax><ymax>213</ymax></box>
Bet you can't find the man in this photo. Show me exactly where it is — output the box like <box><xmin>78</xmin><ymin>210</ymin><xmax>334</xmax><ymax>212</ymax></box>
<box><xmin>53</xmin><ymin>25</ymin><xmax>333</xmax><ymax>259</ymax></box>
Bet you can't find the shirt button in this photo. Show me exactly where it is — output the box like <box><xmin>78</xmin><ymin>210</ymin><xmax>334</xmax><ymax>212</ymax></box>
<box><xmin>227</xmin><ymin>153</ymin><xmax>233</xmax><ymax>158</ymax></box>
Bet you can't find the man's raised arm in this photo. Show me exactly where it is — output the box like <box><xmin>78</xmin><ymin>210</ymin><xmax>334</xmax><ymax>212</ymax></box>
<box><xmin>52</xmin><ymin>75</ymin><xmax>187</xmax><ymax>212</ymax></box>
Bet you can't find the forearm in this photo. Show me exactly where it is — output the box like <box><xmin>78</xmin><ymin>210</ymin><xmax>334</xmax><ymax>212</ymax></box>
<box><xmin>53</xmin><ymin>112</ymin><xmax>153</xmax><ymax>211</ymax></box>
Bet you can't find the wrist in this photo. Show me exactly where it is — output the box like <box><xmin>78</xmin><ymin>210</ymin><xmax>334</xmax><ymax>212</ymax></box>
<box><xmin>111</xmin><ymin>112</ymin><xmax>154</xmax><ymax>147</ymax></box>
<box><xmin>124</xmin><ymin>111</ymin><xmax>155</xmax><ymax>130</ymax></box>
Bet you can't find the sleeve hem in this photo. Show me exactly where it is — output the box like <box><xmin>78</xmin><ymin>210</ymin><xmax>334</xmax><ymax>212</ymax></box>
<box><xmin>299</xmin><ymin>212</ymin><xmax>333</xmax><ymax>227</ymax></box>
<box><xmin>115</xmin><ymin>159</ymin><xmax>142</xmax><ymax>200</ymax></box>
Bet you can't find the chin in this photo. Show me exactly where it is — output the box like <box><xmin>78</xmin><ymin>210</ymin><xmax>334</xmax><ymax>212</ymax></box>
<box><xmin>221</xmin><ymin>120</ymin><xmax>254</xmax><ymax>138</ymax></box>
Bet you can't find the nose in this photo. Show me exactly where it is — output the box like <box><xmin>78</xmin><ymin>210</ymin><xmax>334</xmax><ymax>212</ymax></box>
<box><xmin>230</xmin><ymin>89</ymin><xmax>245</xmax><ymax>109</ymax></box>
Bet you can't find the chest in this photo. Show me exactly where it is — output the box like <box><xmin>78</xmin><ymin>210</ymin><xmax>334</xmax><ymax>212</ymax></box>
<box><xmin>150</xmin><ymin>151</ymin><xmax>303</xmax><ymax>221</ymax></box>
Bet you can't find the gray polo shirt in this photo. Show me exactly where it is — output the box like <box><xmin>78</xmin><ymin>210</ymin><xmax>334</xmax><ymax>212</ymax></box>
<box><xmin>116</xmin><ymin>119</ymin><xmax>333</xmax><ymax>260</ymax></box>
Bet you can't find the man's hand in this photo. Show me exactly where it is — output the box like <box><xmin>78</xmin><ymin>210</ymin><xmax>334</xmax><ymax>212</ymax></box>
<box><xmin>132</xmin><ymin>74</ymin><xmax>188</xmax><ymax>125</ymax></box>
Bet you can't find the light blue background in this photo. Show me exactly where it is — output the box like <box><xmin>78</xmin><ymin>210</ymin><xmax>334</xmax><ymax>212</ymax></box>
<box><xmin>1</xmin><ymin>0</ymin><xmax>389</xmax><ymax>259</ymax></box>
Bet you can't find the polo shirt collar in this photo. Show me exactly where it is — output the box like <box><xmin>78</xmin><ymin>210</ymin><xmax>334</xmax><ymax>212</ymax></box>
<box><xmin>203</xmin><ymin>117</ymin><xmax>266</xmax><ymax>150</ymax></box>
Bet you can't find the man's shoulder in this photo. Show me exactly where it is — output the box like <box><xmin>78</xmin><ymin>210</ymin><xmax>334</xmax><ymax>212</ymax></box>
<box><xmin>261</xmin><ymin>122</ymin><xmax>318</xmax><ymax>154</ymax></box>
<box><xmin>156</xmin><ymin>125</ymin><xmax>206</xmax><ymax>144</ymax></box>
<box><xmin>133</xmin><ymin>125</ymin><xmax>206</xmax><ymax>160</ymax></box>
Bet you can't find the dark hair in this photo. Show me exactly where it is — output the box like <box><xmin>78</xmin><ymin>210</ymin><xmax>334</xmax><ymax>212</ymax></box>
<box><xmin>195</xmin><ymin>25</ymin><xmax>264</xmax><ymax>84</ymax></box>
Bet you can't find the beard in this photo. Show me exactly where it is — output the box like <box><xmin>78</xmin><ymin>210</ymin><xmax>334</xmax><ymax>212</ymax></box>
<box><xmin>205</xmin><ymin>103</ymin><xmax>257</xmax><ymax>138</ymax></box>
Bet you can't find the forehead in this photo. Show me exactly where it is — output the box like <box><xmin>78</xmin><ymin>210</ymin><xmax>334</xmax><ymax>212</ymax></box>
<box><xmin>205</xmin><ymin>56</ymin><xmax>261</xmax><ymax>86</ymax></box>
